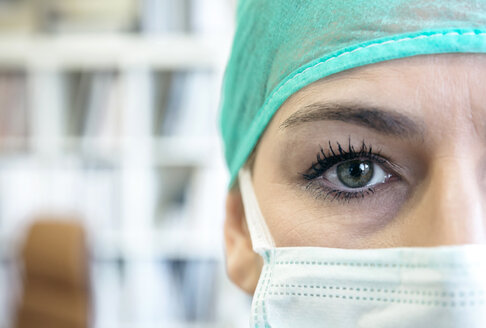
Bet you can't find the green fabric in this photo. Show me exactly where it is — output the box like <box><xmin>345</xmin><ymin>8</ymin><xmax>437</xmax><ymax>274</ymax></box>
<box><xmin>219</xmin><ymin>0</ymin><xmax>486</xmax><ymax>188</ymax></box>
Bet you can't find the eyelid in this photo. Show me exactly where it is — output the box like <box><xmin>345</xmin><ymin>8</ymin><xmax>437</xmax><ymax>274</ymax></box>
<box><xmin>302</xmin><ymin>140</ymin><xmax>384</xmax><ymax>180</ymax></box>
<box><xmin>300</xmin><ymin>140</ymin><xmax>403</xmax><ymax>203</ymax></box>
<box><xmin>323</xmin><ymin>160</ymin><xmax>393</xmax><ymax>191</ymax></box>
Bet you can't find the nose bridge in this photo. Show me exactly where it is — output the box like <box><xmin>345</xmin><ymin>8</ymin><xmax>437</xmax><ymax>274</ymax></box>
<box><xmin>411</xmin><ymin>156</ymin><xmax>486</xmax><ymax>246</ymax></box>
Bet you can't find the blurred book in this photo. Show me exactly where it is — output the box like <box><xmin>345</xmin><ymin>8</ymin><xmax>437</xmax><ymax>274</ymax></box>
<box><xmin>140</xmin><ymin>0</ymin><xmax>234</xmax><ymax>35</ymax></box>
<box><xmin>159</xmin><ymin>70</ymin><xmax>187</xmax><ymax>136</ymax></box>
<box><xmin>0</xmin><ymin>72</ymin><xmax>29</xmax><ymax>149</ymax></box>
<box><xmin>0</xmin><ymin>1</ymin><xmax>37</xmax><ymax>33</ymax></box>
<box><xmin>176</xmin><ymin>70</ymin><xmax>217</xmax><ymax>137</ymax></box>
<box><xmin>166</xmin><ymin>259</ymin><xmax>218</xmax><ymax>321</ymax></box>
<box><xmin>0</xmin><ymin>0</ymin><xmax>138</xmax><ymax>33</ymax></box>
<box><xmin>155</xmin><ymin>70</ymin><xmax>216</xmax><ymax>137</ymax></box>
<box><xmin>154</xmin><ymin>167</ymin><xmax>193</xmax><ymax>229</ymax></box>
<box><xmin>34</xmin><ymin>0</ymin><xmax>138</xmax><ymax>33</ymax></box>
<box><xmin>90</xmin><ymin>260</ymin><xmax>124</xmax><ymax>325</ymax></box>
<box><xmin>152</xmin><ymin>71</ymin><xmax>172</xmax><ymax>136</ymax></box>
<box><xmin>120</xmin><ymin>258</ymin><xmax>218</xmax><ymax>323</ymax></box>
<box><xmin>67</xmin><ymin>71</ymin><xmax>121</xmax><ymax>150</ymax></box>
<box><xmin>83</xmin><ymin>71</ymin><xmax>120</xmax><ymax>141</ymax></box>
<box><xmin>0</xmin><ymin>257</ymin><xmax>13</xmax><ymax>328</ymax></box>
<box><xmin>0</xmin><ymin>0</ymin><xmax>234</xmax><ymax>35</ymax></box>
<box><xmin>190</xmin><ymin>0</ymin><xmax>235</xmax><ymax>36</ymax></box>
<box><xmin>67</xmin><ymin>72</ymin><xmax>89</xmax><ymax>137</ymax></box>
<box><xmin>140</xmin><ymin>0</ymin><xmax>190</xmax><ymax>34</ymax></box>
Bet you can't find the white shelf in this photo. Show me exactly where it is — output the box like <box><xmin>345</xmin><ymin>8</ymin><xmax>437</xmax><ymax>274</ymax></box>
<box><xmin>0</xmin><ymin>34</ymin><xmax>229</xmax><ymax>70</ymax></box>
<box><xmin>93</xmin><ymin>228</ymin><xmax>223</xmax><ymax>261</ymax></box>
<box><xmin>152</xmin><ymin>136</ymin><xmax>222</xmax><ymax>167</ymax></box>
<box><xmin>0</xmin><ymin>227</ymin><xmax>224</xmax><ymax>261</ymax></box>
<box><xmin>96</xmin><ymin>322</ymin><xmax>236</xmax><ymax>328</ymax></box>
<box><xmin>0</xmin><ymin>136</ymin><xmax>221</xmax><ymax>167</ymax></box>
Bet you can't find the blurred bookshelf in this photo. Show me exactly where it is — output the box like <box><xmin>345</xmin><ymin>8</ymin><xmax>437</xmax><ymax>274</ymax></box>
<box><xmin>0</xmin><ymin>0</ymin><xmax>251</xmax><ymax>327</ymax></box>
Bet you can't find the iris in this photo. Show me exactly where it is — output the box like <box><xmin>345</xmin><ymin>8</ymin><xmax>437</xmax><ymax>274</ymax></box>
<box><xmin>337</xmin><ymin>160</ymin><xmax>373</xmax><ymax>188</ymax></box>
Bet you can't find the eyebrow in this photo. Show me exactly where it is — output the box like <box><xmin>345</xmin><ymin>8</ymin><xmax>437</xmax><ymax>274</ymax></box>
<box><xmin>279</xmin><ymin>102</ymin><xmax>424</xmax><ymax>138</ymax></box>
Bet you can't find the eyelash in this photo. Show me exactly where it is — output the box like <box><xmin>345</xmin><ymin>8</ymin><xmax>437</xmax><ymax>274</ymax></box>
<box><xmin>301</xmin><ymin>139</ymin><xmax>393</xmax><ymax>203</ymax></box>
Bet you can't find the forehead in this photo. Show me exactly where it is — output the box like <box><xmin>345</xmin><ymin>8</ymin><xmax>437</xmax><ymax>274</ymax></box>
<box><xmin>312</xmin><ymin>53</ymin><xmax>486</xmax><ymax>85</ymax></box>
<box><xmin>273</xmin><ymin>53</ymin><xmax>486</xmax><ymax>124</ymax></box>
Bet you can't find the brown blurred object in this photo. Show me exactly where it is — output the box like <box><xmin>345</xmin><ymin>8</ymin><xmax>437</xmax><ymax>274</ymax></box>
<box><xmin>14</xmin><ymin>219</ymin><xmax>91</xmax><ymax>328</ymax></box>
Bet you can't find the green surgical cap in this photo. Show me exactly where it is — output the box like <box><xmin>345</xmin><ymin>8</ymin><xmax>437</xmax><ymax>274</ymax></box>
<box><xmin>219</xmin><ymin>0</ymin><xmax>486</xmax><ymax>188</ymax></box>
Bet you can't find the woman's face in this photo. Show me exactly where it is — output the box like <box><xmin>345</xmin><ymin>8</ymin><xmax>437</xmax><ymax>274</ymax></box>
<box><xmin>224</xmin><ymin>53</ymin><xmax>486</xmax><ymax>293</ymax></box>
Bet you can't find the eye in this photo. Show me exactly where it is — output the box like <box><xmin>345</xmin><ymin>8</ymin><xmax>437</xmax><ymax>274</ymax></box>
<box><xmin>301</xmin><ymin>140</ymin><xmax>398</xmax><ymax>202</ymax></box>
<box><xmin>325</xmin><ymin>159</ymin><xmax>391</xmax><ymax>189</ymax></box>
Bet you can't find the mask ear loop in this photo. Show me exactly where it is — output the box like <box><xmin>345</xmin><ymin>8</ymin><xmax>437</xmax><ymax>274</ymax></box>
<box><xmin>238</xmin><ymin>165</ymin><xmax>276</xmax><ymax>254</ymax></box>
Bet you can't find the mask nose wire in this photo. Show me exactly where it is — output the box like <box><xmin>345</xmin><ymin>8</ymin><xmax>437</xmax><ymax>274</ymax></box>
<box><xmin>238</xmin><ymin>165</ymin><xmax>276</xmax><ymax>254</ymax></box>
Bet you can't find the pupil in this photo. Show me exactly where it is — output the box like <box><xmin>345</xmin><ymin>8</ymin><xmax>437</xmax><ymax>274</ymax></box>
<box><xmin>350</xmin><ymin>163</ymin><xmax>366</xmax><ymax>178</ymax></box>
<box><xmin>337</xmin><ymin>160</ymin><xmax>374</xmax><ymax>188</ymax></box>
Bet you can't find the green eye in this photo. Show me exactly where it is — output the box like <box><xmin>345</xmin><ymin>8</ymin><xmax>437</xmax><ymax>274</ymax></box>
<box><xmin>336</xmin><ymin>160</ymin><xmax>373</xmax><ymax>188</ymax></box>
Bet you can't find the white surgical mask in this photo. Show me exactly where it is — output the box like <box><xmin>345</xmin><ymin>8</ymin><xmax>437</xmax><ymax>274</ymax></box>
<box><xmin>238</xmin><ymin>166</ymin><xmax>486</xmax><ymax>328</ymax></box>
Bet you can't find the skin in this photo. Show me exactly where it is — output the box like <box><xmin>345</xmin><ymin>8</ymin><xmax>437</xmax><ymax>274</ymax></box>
<box><xmin>224</xmin><ymin>53</ymin><xmax>486</xmax><ymax>294</ymax></box>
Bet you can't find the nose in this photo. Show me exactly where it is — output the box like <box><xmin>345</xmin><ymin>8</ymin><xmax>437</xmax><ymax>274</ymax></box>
<box><xmin>404</xmin><ymin>155</ymin><xmax>486</xmax><ymax>246</ymax></box>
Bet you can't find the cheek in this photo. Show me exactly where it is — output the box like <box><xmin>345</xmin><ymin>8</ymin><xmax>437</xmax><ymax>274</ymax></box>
<box><xmin>257</xmin><ymin>178</ymin><xmax>410</xmax><ymax>248</ymax></box>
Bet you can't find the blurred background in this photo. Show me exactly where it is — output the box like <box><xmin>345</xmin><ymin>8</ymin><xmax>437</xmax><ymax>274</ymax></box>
<box><xmin>0</xmin><ymin>0</ymin><xmax>251</xmax><ymax>327</ymax></box>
